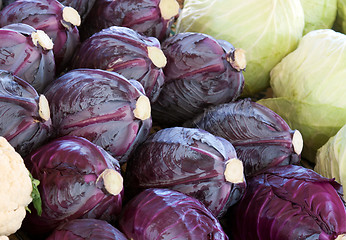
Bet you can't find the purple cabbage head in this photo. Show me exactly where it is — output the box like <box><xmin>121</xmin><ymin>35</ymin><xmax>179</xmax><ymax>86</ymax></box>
<box><xmin>80</xmin><ymin>0</ymin><xmax>180</xmax><ymax>41</ymax></box>
<box><xmin>119</xmin><ymin>188</ymin><xmax>229</xmax><ymax>240</ymax></box>
<box><xmin>125</xmin><ymin>127</ymin><xmax>246</xmax><ymax>217</ymax></box>
<box><xmin>0</xmin><ymin>0</ymin><xmax>81</xmax><ymax>72</ymax></box>
<box><xmin>44</xmin><ymin>68</ymin><xmax>152</xmax><ymax>163</ymax></box>
<box><xmin>24</xmin><ymin>136</ymin><xmax>124</xmax><ymax>237</ymax></box>
<box><xmin>71</xmin><ymin>26</ymin><xmax>166</xmax><ymax>102</ymax></box>
<box><xmin>0</xmin><ymin>70</ymin><xmax>52</xmax><ymax>157</ymax></box>
<box><xmin>152</xmin><ymin>32</ymin><xmax>245</xmax><ymax>126</ymax></box>
<box><xmin>185</xmin><ymin>98</ymin><xmax>303</xmax><ymax>177</ymax></box>
<box><xmin>57</xmin><ymin>0</ymin><xmax>96</xmax><ymax>22</ymax></box>
<box><xmin>46</xmin><ymin>219</ymin><xmax>127</xmax><ymax>240</ymax></box>
<box><xmin>0</xmin><ymin>23</ymin><xmax>55</xmax><ymax>92</ymax></box>
<box><xmin>228</xmin><ymin>165</ymin><xmax>346</xmax><ymax>240</ymax></box>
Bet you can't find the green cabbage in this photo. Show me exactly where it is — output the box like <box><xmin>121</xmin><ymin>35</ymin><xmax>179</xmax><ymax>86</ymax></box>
<box><xmin>175</xmin><ymin>0</ymin><xmax>305</xmax><ymax>96</ymax></box>
<box><xmin>314</xmin><ymin>124</ymin><xmax>346</xmax><ymax>192</ymax></box>
<box><xmin>300</xmin><ymin>0</ymin><xmax>337</xmax><ymax>35</ymax></box>
<box><xmin>258</xmin><ymin>29</ymin><xmax>346</xmax><ymax>162</ymax></box>
<box><xmin>333</xmin><ymin>0</ymin><xmax>346</xmax><ymax>33</ymax></box>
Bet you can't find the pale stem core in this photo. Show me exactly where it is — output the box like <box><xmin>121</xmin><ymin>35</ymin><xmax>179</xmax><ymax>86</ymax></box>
<box><xmin>228</xmin><ymin>48</ymin><xmax>247</xmax><ymax>71</ymax></box>
<box><xmin>31</xmin><ymin>30</ymin><xmax>54</xmax><ymax>50</ymax></box>
<box><xmin>292</xmin><ymin>130</ymin><xmax>303</xmax><ymax>155</ymax></box>
<box><xmin>38</xmin><ymin>95</ymin><xmax>51</xmax><ymax>121</ymax></box>
<box><xmin>62</xmin><ymin>6</ymin><xmax>81</xmax><ymax>27</ymax></box>
<box><xmin>159</xmin><ymin>0</ymin><xmax>180</xmax><ymax>20</ymax></box>
<box><xmin>97</xmin><ymin>169</ymin><xmax>123</xmax><ymax>196</ymax></box>
<box><xmin>147</xmin><ymin>46</ymin><xmax>167</xmax><ymax>68</ymax></box>
<box><xmin>224</xmin><ymin>158</ymin><xmax>244</xmax><ymax>183</ymax></box>
<box><xmin>335</xmin><ymin>234</ymin><xmax>346</xmax><ymax>240</ymax></box>
<box><xmin>133</xmin><ymin>95</ymin><xmax>151</xmax><ymax>120</ymax></box>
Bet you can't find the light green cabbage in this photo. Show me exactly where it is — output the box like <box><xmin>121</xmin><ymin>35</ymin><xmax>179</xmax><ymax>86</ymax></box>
<box><xmin>300</xmin><ymin>0</ymin><xmax>337</xmax><ymax>35</ymax></box>
<box><xmin>176</xmin><ymin>0</ymin><xmax>305</xmax><ymax>97</ymax></box>
<box><xmin>314</xmin><ymin>124</ymin><xmax>346</xmax><ymax>190</ymax></box>
<box><xmin>333</xmin><ymin>0</ymin><xmax>346</xmax><ymax>33</ymax></box>
<box><xmin>258</xmin><ymin>29</ymin><xmax>346</xmax><ymax>162</ymax></box>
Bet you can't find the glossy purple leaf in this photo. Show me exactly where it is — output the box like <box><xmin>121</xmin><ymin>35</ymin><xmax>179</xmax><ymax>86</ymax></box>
<box><xmin>228</xmin><ymin>165</ymin><xmax>346</xmax><ymax>240</ymax></box>
<box><xmin>71</xmin><ymin>26</ymin><xmax>166</xmax><ymax>102</ymax></box>
<box><xmin>185</xmin><ymin>99</ymin><xmax>303</xmax><ymax>177</ymax></box>
<box><xmin>44</xmin><ymin>68</ymin><xmax>152</xmax><ymax>163</ymax></box>
<box><xmin>24</xmin><ymin>136</ymin><xmax>124</xmax><ymax>237</ymax></box>
<box><xmin>119</xmin><ymin>188</ymin><xmax>229</xmax><ymax>240</ymax></box>
<box><xmin>125</xmin><ymin>127</ymin><xmax>246</xmax><ymax>217</ymax></box>
<box><xmin>152</xmin><ymin>32</ymin><xmax>245</xmax><ymax>126</ymax></box>
<box><xmin>0</xmin><ymin>0</ymin><xmax>81</xmax><ymax>72</ymax></box>
<box><xmin>0</xmin><ymin>23</ymin><xmax>55</xmax><ymax>92</ymax></box>
<box><xmin>46</xmin><ymin>219</ymin><xmax>127</xmax><ymax>240</ymax></box>
<box><xmin>80</xmin><ymin>0</ymin><xmax>180</xmax><ymax>41</ymax></box>
<box><xmin>0</xmin><ymin>70</ymin><xmax>52</xmax><ymax>156</ymax></box>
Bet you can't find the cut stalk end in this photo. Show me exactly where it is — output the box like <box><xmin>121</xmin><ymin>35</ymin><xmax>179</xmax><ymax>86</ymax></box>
<box><xmin>228</xmin><ymin>48</ymin><xmax>246</xmax><ymax>71</ymax></box>
<box><xmin>31</xmin><ymin>30</ymin><xmax>54</xmax><ymax>50</ymax></box>
<box><xmin>62</xmin><ymin>6</ymin><xmax>81</xmax><ymax>27</ymax></box>
<box><xmin>335</xmin><ymin>234</ymin><xmax>346</xmax><ymax>240</ymax></box>
<box><xmin>292</xmin><ymin>130</ymin><xmax>303</xmax><ymax>155</ymax></box>
<box><xmin>159</xmin><ymin>0</ymin><xmax>180</xmax><ymax>20</ymax></box>
<box><xmin>97</xmin><ymin>169</ymin><xmax>123</xmax><ymax>196</ymax></box>
<box><xmin>224</xmin><ymin>158</ymin><xmax>244</xmax><ymax>184</ymax></box>
<box><xmin>147</xmin><ymin>46</ymin><xmax>167</xmax><ymax>68</ymax></box>
<box><xmin>38</xmin><ymin>95</ymin><xmax>50</xmax><ymax>122</ymax></box>
<box><xmin>133</xmin><ymin>95</ymin><xmax>151</xmax><ymax>120</ymax></box>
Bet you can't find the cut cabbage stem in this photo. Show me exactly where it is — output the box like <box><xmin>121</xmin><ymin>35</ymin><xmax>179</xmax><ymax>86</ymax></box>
<box><xmin>224</xmin><ymin>158</ymin><xmax>244</xmax><ymax>183</ymax></box>
<box><xmin>292</xmin><ymin>130</ymin><xmax>303</xmax><ymax>155</ymax></box>
<box><xmin>147</xmin><ymin>46</ymin><xmax>167</xmax><ymax>68</ymax></box>
<box><xmin>335</xmin><ymin>234</ymin><xmax>346</xmax><ymax>240</ymax></box>
<box><xmin>38</xmin><ymin>95</ymin><xmax>51</xmax><ymax>121</ymax></box>
<box><xmin>97</xmin><ymin>169</ymin><xmax>123</xmax><ymax>196</ymax></box>
<box><xmin>133</xmin><ymin>95</ymin><xmax>151</xmax><ymax>120</ymax></box>
<box><xmin>31</xmin><ymin>30</ymin><xmax>54</xmax><ymax>50</ymax></box>
<box><xmin>62</xmin><ymin>6</ymin><xmax>81</xmax><ymax>27</ymax></box>
<box><xmin>159</xmin><ymin>0</ymin><xmax>180</xmax><ymax>20</ymax></box>
<box><xmin>228</xmin><ymin>48</ymin><xmax>246</xmax><ymax>71</ymax></box>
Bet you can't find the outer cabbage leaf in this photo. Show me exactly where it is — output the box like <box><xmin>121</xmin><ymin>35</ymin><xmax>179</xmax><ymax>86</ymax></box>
<box><xmin>176</xmin><ymin>0</ymin><xmax>304</xmax><ymax>96</ymax></box>
<box><xmin>315</xmin><ymin>124</ymin><xmax>346</xmax><ymax>193</ymax></box>
<box><xmin>300</xmin><ymin>0</ymin><xmax>337</xmax><ymax>35</ymax></box>
<box><xmin>258</xmin><ymin>29</ymin><xmax>346</xmax><ymax>162</ymax></box>
<box><xmin>333</xmin><ymin>0</ymin><xmax>346</xmax><ymax>33</ymax></box>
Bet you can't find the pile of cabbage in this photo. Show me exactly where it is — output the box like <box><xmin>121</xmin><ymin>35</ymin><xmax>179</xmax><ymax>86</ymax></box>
<box><xmin>0</xmin><ymin>0</ymin><xmax>346</xmax><ymax>239</ymax></box>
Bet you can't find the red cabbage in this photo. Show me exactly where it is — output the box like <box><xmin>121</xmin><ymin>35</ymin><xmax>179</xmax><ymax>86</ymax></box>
<box><xmin>71</xmin><ymin>26</ymin><xmax>166</xmax><ymax>102</ymax></box>
<box><xmin>46</xmin><ymin>219</ymin><xmax>127</xmax><ymax>240</ymax></box>
<box><xmin>0</xmin><ymin>70</ymin><xmax>52</xmax><ymax>157</ymax></box>
<box><xmin>57</xmin><ymin>0</ymin><xmax>96</xmax><ymax>22</ymax></box>
<box><xmin>0</xmin><ymin>23</ymin><xmax>55</xmax><ymax>92</ymax></box>
<box><xmin>228</xmin><ymin>165</ymin><xmax>346</xmax><ymax>240</ymax></box>
<box><xmin>125</xmin><ymin>127</ymin><xmax>246</xmax><ymax>217</ymax></box>
<box><xmin>80</xmin><ymin>0</ymin><xmax>180</xmax><ymax>41</ymax></box>
<box><xmin>0</xmin><ymin>0</ymin><xmax>81</xmax><ymax>72</ymax></box>
<box><xmin>185</xmin><ymin>98</ymin><xmax>303</xmax><ymax>177</ymax></box>
<box><xmin>24</xmin><ymin>136</ymin><xmax>124</xmax><ymax>237</ymax></box>
<box><xmin>119</xmin><ymin>188</ymin><xmax>229</xmax><ymax>240</ymax></box>
<box><xmin>151</xmin><ymin>32</ymin><xmax>245</xmax><ymax>126</ymax></box>
<box><xmin>44</xmin><ymin>68</ymin><xmax>152</xmax><ymax>163</ymax></box>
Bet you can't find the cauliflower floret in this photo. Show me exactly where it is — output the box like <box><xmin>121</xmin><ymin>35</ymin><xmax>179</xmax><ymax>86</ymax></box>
<box><xmin>0</xmin><ymin>137</ymin><xmax>32</xmax><ymax>237</ymax></box>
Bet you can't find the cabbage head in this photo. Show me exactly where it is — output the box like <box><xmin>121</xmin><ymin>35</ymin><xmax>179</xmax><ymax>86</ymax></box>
<box><xmin>176</xmin><ymin>0</ymin><xmax>304</xmax><ymax>97</ymax></box>
<box><xmin>314</xmin><ymin>124</ymin><xmax>346</xmax><ymax>192</ymax></box>
<box><xmin>333</xmin><ymin>0</ymin><xmax>346</xmax><ymax>33</ymax></box>
<box><xmin>300</xmin><ymin>0</ymin><xmax>337</xmax><ymax>35</ymax></box>
<box><xmin>258</xmin><ymin>29</ymin><xmax>346</xmax><ymax>162</ymax></box>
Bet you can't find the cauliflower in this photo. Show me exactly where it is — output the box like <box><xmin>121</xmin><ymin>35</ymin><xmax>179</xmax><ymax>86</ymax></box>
<box><xmin>0</xmin><ymin>137</ymin><xmax>33</xmax><ymax>237</ymax></box>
